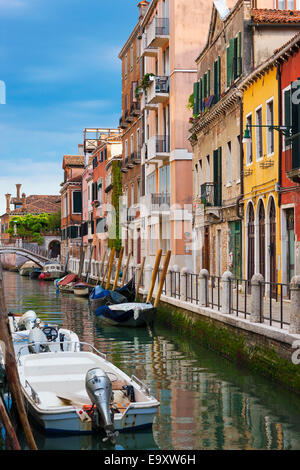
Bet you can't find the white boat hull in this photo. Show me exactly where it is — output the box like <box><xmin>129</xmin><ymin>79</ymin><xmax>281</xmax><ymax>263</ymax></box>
<box><xmin>18</xmin><ymin>350</ymin><xmax>159</xmax><ymax>435</ymax></box>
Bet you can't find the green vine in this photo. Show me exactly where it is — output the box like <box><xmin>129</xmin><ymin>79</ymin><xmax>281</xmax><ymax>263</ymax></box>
<box><xmin>141</xmin><ymin>73</ymin><xmax>155</xmax><ymax>90</ymax></box>
<box><xmin>108</xmin><ymin>161</ymin><xmax>122</xmax><ymax>252</ymax></box>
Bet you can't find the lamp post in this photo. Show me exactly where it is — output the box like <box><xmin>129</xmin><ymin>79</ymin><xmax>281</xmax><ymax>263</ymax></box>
<box><xmin>242</xmin><ymin>123</ymin><xmax>292</xmax><ymax>144</ymax></box>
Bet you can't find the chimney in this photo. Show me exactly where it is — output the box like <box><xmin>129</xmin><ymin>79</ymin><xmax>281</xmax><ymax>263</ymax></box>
<box><xmin>21</xmin><ymin>193</ymin><xmax>26</xmax><ymax>205</ymax></box>
<box><xmin>5</xmin><ymin>194</ymin><xmax>11</xmax><ymax>213</ymax></box>
<box><xmin>16</xmin><ymin>184</ymin><xmax>22</xmax><ymax>200</ymax></box>
<box><xmin>138</xmin><ymin>1</ymin><xmax>149</xmax><ymax>19</ymax></box>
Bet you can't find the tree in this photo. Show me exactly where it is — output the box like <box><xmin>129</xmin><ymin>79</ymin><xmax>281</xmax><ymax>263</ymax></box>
<box><xmin>6</xmin><ymin>212</ymin><xmax>61</xmax><ymax>245</ymax></box>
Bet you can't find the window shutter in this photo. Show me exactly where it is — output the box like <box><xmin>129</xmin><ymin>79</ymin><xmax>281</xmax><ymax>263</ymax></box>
<box><xmin>291</xmin><ymin>79</ymin><xmax>300</xmax><ymax>169</ymax></box>
<box><xmin>217</xmin><ymin>56</ymin><xmax>221</xmax><ymax>102</ymax></box>
<box><xmin>237</xmin><ymin>32</ymin><xmax>242</xmax><ymax>77</ymax></box>
<box><xmin>227</xmin><ymin>39</ymin><xmax>234</xmax><ymax>87</ymax></box>
<box><xmin>207</xmin><ymin>69</ymin><xmax>211</xmax><ymax>97</ymax></box>
<box><xmin>73</xmin><ymin>191</ymin><xmax>82</xmax><ymax>213</ymax></box>
<box><xmin>193</xmin><ymin>82</ymin><xmax>199</xmax><ymax>115</ymax></box>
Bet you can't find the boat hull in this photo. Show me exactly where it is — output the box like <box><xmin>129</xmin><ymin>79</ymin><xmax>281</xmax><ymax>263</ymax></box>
<box><xmin>95</xmin><ymin>303</ymin><xmax>156</xmax><ymax>328</ymax></box>
<box><xmin>18</xmin><ymin>351</ymin><xmax>159</xmax><ymax>436</ymax></box>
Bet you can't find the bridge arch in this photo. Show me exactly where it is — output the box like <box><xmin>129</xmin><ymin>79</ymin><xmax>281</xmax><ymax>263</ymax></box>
<box><xmin>0</xmin><ymin>247</ymin><xmax>50</xmax><ymax>268</ymax></box>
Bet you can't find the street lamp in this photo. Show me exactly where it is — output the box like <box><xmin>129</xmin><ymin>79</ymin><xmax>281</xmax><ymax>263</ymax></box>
<box><xmin>242</xmin><ymin>123</ymin><xmax>292</xmax><ymax>144</ymax></box>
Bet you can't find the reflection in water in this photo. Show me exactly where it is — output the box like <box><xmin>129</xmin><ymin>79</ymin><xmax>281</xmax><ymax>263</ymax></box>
<box><xmin>3</xmin><ymin>271</ymin><xmax>300</xmax><ymax>450</ymax></box>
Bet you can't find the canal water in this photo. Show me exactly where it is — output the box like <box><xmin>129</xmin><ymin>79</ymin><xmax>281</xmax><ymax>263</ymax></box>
<box><xmin>2</xmin><ymin>270</ymin><xmax>300</xmax><ymax>451</ymax></box>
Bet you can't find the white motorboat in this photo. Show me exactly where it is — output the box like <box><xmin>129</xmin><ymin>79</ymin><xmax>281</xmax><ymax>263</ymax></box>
<box><xmin>17</xmin><ymin>344</ymin><xmax>159</xmax><ymax>438</ymax></box>
<box><xmin>39</xmin><ymin>263</ymin><xmax>65</xmax><ymax>281</ymax></box>
<box><xmin>19</xmin><ymin>261</ymin><xmax>39</xmax><ymax>277</ymax></box>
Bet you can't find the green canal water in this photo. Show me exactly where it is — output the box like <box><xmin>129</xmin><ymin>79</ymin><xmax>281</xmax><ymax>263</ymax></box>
<box><xmin>2</xmin><ymin>270</ymin><xmax>300</xmax><ymax>450</ymax></box>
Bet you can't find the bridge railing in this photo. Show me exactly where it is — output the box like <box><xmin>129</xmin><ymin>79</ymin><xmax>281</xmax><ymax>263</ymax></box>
<box><xmin>0</xmin><ymin>238</ymin><xmax>50</xmax><ymax>261</ymax></box>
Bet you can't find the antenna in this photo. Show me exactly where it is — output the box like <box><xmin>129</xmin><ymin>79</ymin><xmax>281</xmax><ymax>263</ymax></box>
<box><xmin>214</xmin><ymin>0</ymin><xmax>230</xmax><ymax>21</ymax></box>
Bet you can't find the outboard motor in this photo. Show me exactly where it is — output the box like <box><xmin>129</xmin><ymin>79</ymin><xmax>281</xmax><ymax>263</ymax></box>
<box><xmin>18</xmin><ymin>310</ymin><xmax>37</xmax><ymax>331</ymax></box>
<box><xmin>85</xmin><ymin>368</ymin><xmax>119</xmax><ymax>443</ymax></box>
<box><xmin>28</xmin><ymin>328</ymin><xmax>50</xmax><ymax>354</ymax></box>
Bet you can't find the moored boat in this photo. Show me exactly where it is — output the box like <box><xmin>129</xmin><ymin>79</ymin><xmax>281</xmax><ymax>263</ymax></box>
<box><xmin>19</xmin><ymin>261</ymin><xmax>40</xmax><ymax>277</ymax></box>
<box><xmin>73</xmin><ymin>282</ymin><xmax>92</xmax><ymax>298</ymax></box>
<box><xmin>95</xmin><ymin>303</ymin><xmax>156</xmax><ymax>328</ymax></box>
<box><xmin>56</xmin><ymin>274</ymin><xmax>80</xmax><ymax>293</ymax></box>
<box><xmin>39</xmin><ymin>262</ymin><xmax>65</xmax><ymax>281</ymax></box>
<box><xmin>17</xmin><ymin>345</ymin><xmax>159</xmax><ymax>437</ymax></box>
<box><xmin>89</xmin><ymin>278</ymin><xmax>136</xmax><ymax>313</ymax></box>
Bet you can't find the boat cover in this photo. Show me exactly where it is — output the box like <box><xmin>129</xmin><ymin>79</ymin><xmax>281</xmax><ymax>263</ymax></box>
<box><xmin>58</xmin><ymin>274</ymin><xmax>78</xmax><ymax>286</ymax></box>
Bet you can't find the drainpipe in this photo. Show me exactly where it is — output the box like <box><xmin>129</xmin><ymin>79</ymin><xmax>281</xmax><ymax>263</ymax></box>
<box><xmin>277</xmin><ymin>63</ymin><xmax>282</xmax><ymax>208</ymax></box>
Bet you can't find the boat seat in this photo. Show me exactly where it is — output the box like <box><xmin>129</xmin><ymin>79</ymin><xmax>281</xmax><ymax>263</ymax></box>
<box><xmin>37</xmin><ymin>392</ymin><xmax>67</xmax><ymax>408</ymax></box>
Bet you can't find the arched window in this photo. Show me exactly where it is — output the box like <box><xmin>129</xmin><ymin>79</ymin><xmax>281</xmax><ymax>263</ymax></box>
<box><xmin>247</xmin><ymin>203</ymin><xmax>255</xmax><ymax>282</ymax></box>
<box><xmin>269</xmin><ymin>198</ymin><xmax>277</xmax><ymax>297</ymax></box>
<box><xmin>258</xmin><ymin>201</ymin><xmax>266</xmax><ymax>279</ymax></box>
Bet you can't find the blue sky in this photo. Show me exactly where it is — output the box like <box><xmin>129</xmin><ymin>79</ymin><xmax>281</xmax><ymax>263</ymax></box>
<box><xmin>0</xmin><ymin>0</ymin><xmax>139</xmax><ymax>215</ymax></box>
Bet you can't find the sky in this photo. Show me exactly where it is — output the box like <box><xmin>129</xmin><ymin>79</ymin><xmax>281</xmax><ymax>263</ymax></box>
<box><xmin>0</xmin><ymin>0</ymin><xmax>140</xmax><ymax>215</ymax></box>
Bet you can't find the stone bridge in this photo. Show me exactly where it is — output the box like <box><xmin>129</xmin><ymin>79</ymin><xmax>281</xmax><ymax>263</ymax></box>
<box><xmin>0</xmin><ymin>245</ymin><xmax>52</xmax><ymax>268</ymax></box>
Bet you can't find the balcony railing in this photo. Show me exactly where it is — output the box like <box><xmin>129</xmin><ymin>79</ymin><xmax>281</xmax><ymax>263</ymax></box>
<box><xmin>130</xmin><ymin>151</ymin><xmax>141</xmax><ymax>165</ymax></box>
<box><xmin>285</xmin><ymin>137</ymin><xmax>300</xmax><ymax>183</ymax></box>
<box><xmin>147</xmin><ymin>76</ymin><xmax>169</xmax><ymax>105</ymax></box>
<box><xmin>151</xmin><ymin>193</ymin><xmax>170</xmax><ymax>209</ymax></box>
<box><xmin>130</xmin><ymin>101</ymin><xmax>140</xmax><ymax>116</ymax></box>
<box><xmin>119</xmin><ymin>116</ymin><xmax>127</xmax><ymax>129</ymax></box>
<box><xmin>156</xmin><ymin>135</ymin><xmax>170</xmax><ymax>154</ymax></box>
<box><xmin>200</xmin><ymin>182</ymin><xmax>222</xmax><ymax>207</ymax></box>
<box><xmin>146</xmin><ymin>17</ymin><xmax>170</xmax><ymax>49</ymax></box>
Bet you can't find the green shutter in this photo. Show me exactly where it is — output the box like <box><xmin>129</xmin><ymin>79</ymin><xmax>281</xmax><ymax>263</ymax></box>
<box><xmin>193</xmin><ymin>82</ymin><xmax>199</xmax><ymax>115</ymax></box>
<box><xmin>237</xmin><ymin>32</ymin><xmax>242</xmax><ymax>77</ymax></box>
<box><xmin>199</xmin><ymin>78</ymin><xmax>203</xmax><ymax>113</ymax></box>
<box><xmin>227</xmin><ymin>39</ymin><xmax>234</xmax><ymax>87</ymax></box>
<box><xmin>208</xmin><ymin>69</ymin><xmax>211</xmax><ymax>96</ymax></box>
<box><xmin>213</xmin><ymin>147</ymin><xmax>222</xmax><ymax>206</ymax></box>
<box><xmin>73</xmin><ymin>191</ymin><xmax>82</xmax><ymax>214</ymax></box>
<box><xmin>291</xmin><ymin>79</ymin><xmax>300</xmax><ymax>169</ymax></box>
<box><xmin>204</xmin><ymin>73</ymin><xmax>207</xmax><ymax>98</ymax></box>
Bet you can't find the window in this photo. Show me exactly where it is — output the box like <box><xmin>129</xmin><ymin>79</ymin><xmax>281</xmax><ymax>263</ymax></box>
<box><xmin>137</xmin><ymin>128</ymin><xmax>141</xmax><ymax>156</ymax></box>
<box><xmin>137</xmin><ymin>179</ymin><xmax>140</xmax><ymax>204</ymax></box>
<box><xmin>255</xmin><ymin>106</ymin><xmax>263</xmax><ymax>160</ymax></box>
<box><xmin>147</xmin><ymin>171</ymin><xmax>156</xmax><ymax>195</ymax></box>
<box><xmin>266</xmin><ymin>99</ymin><xmax>274</xmax><ymax>156</ymax></box>
<box><xmin>130</xmin><ymin>134</ymin><xmax>134</xmax><ymax>156</ymax></box>
<box><xmin>131</xmin><ymin>184</ymin><xmax>134</xmax><ymax>207</ymax></box>
<box><xmin>72</xmin><ymin>191</ymin><xmax>82</xmax><ymax>214</ymax></box>
<box><xmin>125</xmin><ymin>139</ymin><xmax>128</xmax><ymax>158</ymax></box>
<box><xmin>275</xmin><ymin>0</ymin><xmax>297</xmax><ymax>8</ymax></box>
<box><xmin>125</xmin><ymin>54</ymin><xmax>128</xmax><ymax>77</ymax></box>
<box><xmin>64</xmin><ymin>194</ymin><xmax>68</xmax><ymax>217</ymax></box>
<box><xmin>227</xmin><ymin>141</ymin><xmax>232</xmax><ymax>185</ymax></box>
<box><xmin>159</xmin><ymin>165</ymin><xmax>170</xmax><ymax>194</ymax></box>
<box><xmin>246</xmin><ymin>114</ymin><xmax>253</xmax><ymax>165</ymax></box>
<box><xmin>194</xmin><ymin>164</ymin><xmax>199</xmax><ymax>197</ymax></box>
<box><xmin>130</xmin><ymin>45</ymin><xmax>134</xmax><ymax>70</ymax></box>
<box><xmin>206</xmin><ymin>155</ymin><xmax>211</xmax><ymax>181</ymax></box>
<box><xmin>98</xmin><ymin>178</ymin><xmax>103</xmax><ymax>205</ymax></box>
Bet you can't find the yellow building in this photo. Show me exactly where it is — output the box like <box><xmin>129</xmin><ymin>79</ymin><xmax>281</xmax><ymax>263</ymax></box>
<box><xmin>241</xmin><ymin>64</ymin><xmax>281</xmax><ymax>292</ymax></box>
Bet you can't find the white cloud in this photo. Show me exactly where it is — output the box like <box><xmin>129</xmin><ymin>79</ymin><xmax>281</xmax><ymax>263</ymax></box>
<box><xmin>0</xmin><ymin>159</ymin><xmax>62</xmax><ymax>216</ymax></box>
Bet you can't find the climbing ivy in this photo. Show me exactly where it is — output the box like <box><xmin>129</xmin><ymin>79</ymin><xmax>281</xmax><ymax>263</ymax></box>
<box><xmin>108</xmin><ymin>161</ymin><xmax>122</xmax><ymax>253</ymax></box>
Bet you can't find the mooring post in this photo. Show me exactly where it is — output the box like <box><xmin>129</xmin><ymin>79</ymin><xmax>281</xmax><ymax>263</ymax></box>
<box><xmin>199</xmin><ymin>269</ymin><xmax>209</xmax><ymax>306</ymax></box>
<box><xmin>144</xmin><ymin>265</ymin><xmax>152</xmax><ymax>295</ymax></box>
<box><xmin>221</xmin><ymin>271</ymin><xmax>234</xmax><ymax>314</ymax></box>
<box><xmin>250</xmin><ymin>273</ymin><xmax>264</xmax><ymax>323</ymax></box>
<box><xmin>165</xmin><ymin>267</ymin><xmax>172</xmax><ymax>297</ymax></box>
<box><xmin>180</xmin><ymin>268</ymin><xmax>189</xmax><ymax>302</ymax></box>
<box><xmin>289</xmin><ymin>276</ymin><xmax>300</xmax><ymax>334</ymax></box>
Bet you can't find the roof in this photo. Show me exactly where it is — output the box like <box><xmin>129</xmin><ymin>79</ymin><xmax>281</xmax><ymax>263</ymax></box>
<box><xmin>9</xmin><ymin>195</ymin><xmax>61</xmax><ymax>216</ymax></box>
<box><xmin>251</xmin><ymin>9</ymin><xmax>300</xmax><ymax>24</ymax></box>
<box><xmin>63</xmin><ymin>155</ymin><xmax>86</xmax><ymax>168</ymax></box>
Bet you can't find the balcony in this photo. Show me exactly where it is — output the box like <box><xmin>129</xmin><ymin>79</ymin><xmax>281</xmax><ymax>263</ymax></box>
<box><xmin>141</xmin><ymin>32</ymin><xmax>158</xmax><ymax>57</ymax></box>
<box><xmin>147</xmin><ymin>76</ymin><xmax>169</xmax><ymax>105</ymax></box>
<box><xmin>285</xmin><ymin>144</ymin><xmax>300</xmax><ymax>184</ymax></box>
<box><xmin>200</xmin><ymin>183</ymin><xmax>222</xmax><ymax>221</ymax></box>
<box><xmin>119</xmin><ymin>116</ymin><xmax>128</xmax><ymax>130</ymax></box>
<box><xmin>151</xmin><ymin>193</ymin><xmax>170</xmax><ymax>212</ymax></box>
<box><xmin>121</xmin><ymin>157</ymin><xmax>129</xmax><ymax>173</ymax></box>
<box><xmin>125</xmin><ymin>110</ymin><xmax>134</xmax><ymax>124</ymax></box>
<box><xmin>127</xmin><ymin>154</ymin><xmax>134</xmax><ymax>169</ymax></box>
<box><xmin>141</xmin><ymin>88</ymin><xmax>158</xmax><ymax>111</ymax></box>
<box><xmin>147</xmin><ymin>135</ymin><xmax>170</xmax><ymax>162</ymax></box>
<box><xmin>130</xmin><ymin>101</ymin><xmax>140</xmax><ymax>117</ymax></box>
<box><xmin>130</xmin><ymin>151</ymin><xmax>141</xmax><ymax>165</ymax></box>
<box><xmin>146</xmin><ymin>17</ymin><xmax>169</xmax><ymax>48</ymax></box>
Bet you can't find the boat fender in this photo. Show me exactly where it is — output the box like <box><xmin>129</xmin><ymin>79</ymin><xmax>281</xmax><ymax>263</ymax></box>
<box><xmin>122</xmin><ymin>385</ymin><xmax>135</xmax><ymax>402</ymax></box>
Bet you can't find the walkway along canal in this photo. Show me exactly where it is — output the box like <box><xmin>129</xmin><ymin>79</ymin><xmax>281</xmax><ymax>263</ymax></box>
<box><xmin>2</xmin><ymin>271</ymin><xmax>300</xmax><ymax>450</ymax></box>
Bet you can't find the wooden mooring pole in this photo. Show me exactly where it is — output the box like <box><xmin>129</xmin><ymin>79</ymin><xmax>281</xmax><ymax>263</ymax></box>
<box><xmin>154</xmin><ymin>251</ymin><xmax>171</xmax><ymax>308</ymax></box>
<box><xmin>136</xmin><ymin>257</ymin><xmax>146</xmax><ymax>298</ymax></box>
<box><xmin>121</xmin><ymin>252</ymin><xmax>131</xmax><ymax>287</ymax></box>
<box><xmin>105</xmin><ymin>247</ymin><xmax>116</xmax><ymax>290</ymax></box>
<box><xmin>113</xmin><ymin>247</ymin><xmax>124</xmax><ymax>291</ymax></box>
<box><xmin>146</xmin><ymin>250</ymin><xmax>162</xmax><ymax>304</ymax></box>
<box><xmin>0</xmin><ymin>263</ymin><xmax>37</xmax><ymax>450</ymax></box>
<box><xmin>0</xmin><ymin>395</ymin><xmax>21</xmax><ymax>450</ymax></box>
